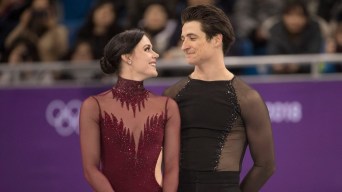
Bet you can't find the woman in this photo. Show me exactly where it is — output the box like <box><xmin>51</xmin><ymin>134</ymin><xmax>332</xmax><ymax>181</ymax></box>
<box><xmin>79</xmin><ymin>29</ymin><xmax>180</xmax><ymax>192</ymax></box>
<box><xmin>75</xmin><ymin>0</ymin><xmax>124</xmax><ymax>59</ymax></box>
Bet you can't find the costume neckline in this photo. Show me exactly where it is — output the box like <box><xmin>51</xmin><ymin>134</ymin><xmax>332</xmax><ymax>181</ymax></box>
<box><xmin>112</xmin><ymin>76</ymin><xmax>149</xmax><ymax>117</ymax></box>
<box><xmin>114</xmin><ymin>76</ymin><xmax>146</xmax><ymax>92</ymax></box>
<box><xmin>187</xmin><ymin>75</ymin><xmax>235</xmax><ymax>82</ymax></box>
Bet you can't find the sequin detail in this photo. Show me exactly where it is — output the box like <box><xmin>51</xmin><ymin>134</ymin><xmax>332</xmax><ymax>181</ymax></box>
<box><xmin>97</xmin><ymin>76</ymin><xmax>168</xmax><ymax>192</ymax></box>
<box><xmin>102</xmin><ymin>111</ymin><xmax>165</xmax><ymax>161</ymax></box>
<box><xmin>213</xmin><ymin>80</ymin><xmax>241</xmax><ymax>170</ymax></box>
<box><xmin>112</xmin><ymin>76</ymin><xmax>149</xmax><ymax>117</ymax></box>
<box><xmin>101</xmin><ymin>111</ymin><xmax>165</xmax><ymax>192</ymax></box>
<box><xmin>174</xmin><ymin>78</ymin><xmax>191</xmax><ymax>102</ymax></box>
<box><xmin>173</xmin><ymin>77</ymin><xmax>241</xmax><ymax>171</ymax></box>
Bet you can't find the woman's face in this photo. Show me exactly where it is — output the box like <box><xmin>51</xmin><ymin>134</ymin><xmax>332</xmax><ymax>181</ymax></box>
<box><xmin>128</xmin><ymin>35</ymin><xmax>159</xmax><ymax>80</ymax></box>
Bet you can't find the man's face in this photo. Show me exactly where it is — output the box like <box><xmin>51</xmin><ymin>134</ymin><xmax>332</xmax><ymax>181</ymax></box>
<box><xmin>181</xmin><ymin>21</ymin><xmax>215</xmax><ymax>65</ymax></box>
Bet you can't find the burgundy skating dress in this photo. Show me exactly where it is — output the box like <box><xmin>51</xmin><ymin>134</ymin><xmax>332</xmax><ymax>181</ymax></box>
<box><xmin>87</xmin><ymin>76</ymin><xmax>180</xmax><ymax>192</ymax></box>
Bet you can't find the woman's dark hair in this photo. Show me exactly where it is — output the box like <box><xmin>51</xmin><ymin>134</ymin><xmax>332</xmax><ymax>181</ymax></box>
<box><xmin>100</xmin><ymin>29</ymin><xmax>145</xmax><ymax>74</ymax></box>
<box><xmin>181</xmin><ymin>4</ymin><xmax>235</xmax><ymax>54</ymax></box>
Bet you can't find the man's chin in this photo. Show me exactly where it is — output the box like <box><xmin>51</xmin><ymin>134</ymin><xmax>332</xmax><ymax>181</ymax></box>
<box><xmin>186</xmin><ymin>60</ymin><xmax>197</xmax><ymax>66</ymax></box>
<box><xmin>185</xmin><ymin>58</ymin><xmax>195</xmax><ymax>65</ymax></box>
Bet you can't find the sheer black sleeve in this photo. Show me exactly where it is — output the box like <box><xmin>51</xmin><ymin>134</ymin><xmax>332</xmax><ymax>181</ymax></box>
<box><xmin>162</xmin><ymin>78</ymin><xmax>189</xmax><ymax>99</ymax></box>
<box><xmin>233</xmin><ymin>78</ymin><xmax>276</xmax><ymax>191</ymax></box>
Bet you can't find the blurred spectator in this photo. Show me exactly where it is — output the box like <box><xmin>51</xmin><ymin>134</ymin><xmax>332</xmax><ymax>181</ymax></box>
<box><xmin>233</xmin><ymin>0</ymin><xmax>284</xmax><ymax>55</ymax></box>
<box><xmin>4</xmin><ymin>0</ymin><xmax>68</xmax><ymax>62</ymax></box>
<box><xmin>317</xmin><ymin>0</ymin><xmax>342</xmax><ymax>23</ymax></box>
<box><xmin>219</xmin><ymin>0</ymin><xmax>237</xmax><ymax>17</ymax></box>
<box><xmin>58</xmin><ymin>40</ymin><xmax>97</xmax><ymax>81</ymax></box>
<box><xmin>2</xmin><ymin>35</ymin><xmax>40</xmax><ymax>63</ymax></box>
<box><xmin>0</xmin><ymin>35</ymin><xmax>42</xmax><ymax>84</ymax></box>
<box><xmin>138</xmin><ymin>2</ymin><xmax>178</xmax><ymax>57</ymax></box>
<box><xmin>58</xmin><ymin>0</ymin><xmax>94</xmax><ymax>46</ymax></box>
<box><xmin>0</xmin><ymin>0</ymin><xmax>28</xmax><ymax>62</ymax></box>
<box><xmin>75</xmin><ymin>0</ymin><xmax>124</xmax><ymax>59</ymax></box>
<box><xmin>326</xmin><ymin>22</ymin><xmax>342</xmax><ymax>72</ymax></box>
<box><xmin>124</xmin><ymin>0</ymin><xmax>178</xmax><ymax>28</ymax></box>
<box><xmin>267</xmin><ymin>1</ymin><xmax>324</xmax><ymax>74</ymax></box>
<box><xmin>68</xmin><ymin>40</ymin><xmax>95</xmax><ymax>62</ymax></box>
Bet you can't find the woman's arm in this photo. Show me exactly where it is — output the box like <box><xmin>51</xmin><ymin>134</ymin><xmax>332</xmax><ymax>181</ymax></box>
<box><xmin>79</xmin><ymin>97</ymin><xmax>115</xmax><ymax>192</ymax></box>
<box><xmin>162</xmin><ymin>98</ymin><xmax>181</xmax><ymax>192</ymax></box>
<box><xmin>240</xmin><ymin>90</ymin><xmax>276</xmax><ymax>192</ymax></box>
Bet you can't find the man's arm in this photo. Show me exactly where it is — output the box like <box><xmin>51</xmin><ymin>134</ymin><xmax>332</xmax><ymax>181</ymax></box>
<box><xmin>240</xmin><ymin>90</ymin><xmax>276</xmax><ymax>192</ymax></box>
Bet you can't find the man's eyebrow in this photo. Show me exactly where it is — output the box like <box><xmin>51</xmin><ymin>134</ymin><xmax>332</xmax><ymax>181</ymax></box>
<box><xmin>181</xmin><ymin>33</ymin><xmax>198</xmax><ymax>38</ymax></box>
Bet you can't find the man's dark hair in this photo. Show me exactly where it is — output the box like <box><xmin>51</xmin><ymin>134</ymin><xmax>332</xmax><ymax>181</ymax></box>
<box><xmin>181</xmin><ymin>4</ymin><xmax>235</xmax><ymax>54</ymax></box>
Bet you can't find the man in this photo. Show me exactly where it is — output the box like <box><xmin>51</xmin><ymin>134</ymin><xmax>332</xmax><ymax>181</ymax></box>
<box><xmin>163</xmin><ymin>4</ymin><xmax>275</xmax><ymax>192</ymax></box>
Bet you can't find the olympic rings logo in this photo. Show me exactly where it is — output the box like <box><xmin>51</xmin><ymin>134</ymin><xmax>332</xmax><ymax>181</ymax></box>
<box><xmin>46</xmin><ymin>99</ymin><xmax>82</xmax><ymax>137</ymax></box>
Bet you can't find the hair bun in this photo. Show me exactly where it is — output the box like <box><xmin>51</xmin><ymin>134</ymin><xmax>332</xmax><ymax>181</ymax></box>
<box><xmin>100</xmin><ymin>56</ymin><xmax>116</xmax><ymax>74</ymax></box>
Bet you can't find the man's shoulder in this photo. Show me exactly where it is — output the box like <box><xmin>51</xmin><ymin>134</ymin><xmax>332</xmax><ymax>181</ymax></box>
<box><xmin>233</xmin><ymin>77</ymin><xmax>264</xmax><ymax>104</ymax></box>
<box><xmin>233</xmin><ymin>76</ymin><xmax>259</xmax><ymax>95</ymax></box>
<box><xmin>163</xmin><ymin>77</ymin><xmax>190</xmax><ymax>98</ymax></box>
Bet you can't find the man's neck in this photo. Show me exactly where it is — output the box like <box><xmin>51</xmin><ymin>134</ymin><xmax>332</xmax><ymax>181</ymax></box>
<box><xmin>191</xmin><ymin>62</ymin><xmax>234</xmax><ymax>81</ymax></box>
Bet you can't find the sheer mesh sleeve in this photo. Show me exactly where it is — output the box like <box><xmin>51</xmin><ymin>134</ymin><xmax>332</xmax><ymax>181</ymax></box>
<box><xmin>162</xmin><ymin>98</ymin><xmax>181</xmax><ymax>192</ymax></box>
<box><xmin>233</xmin><ymin>78</ymin><xmax>276</xmax><ymax>191</ymax></box>
<box><xmin>79</xmin><ymin>96</ymin><xmax>102</xmax><ymax>168</ymax></box>
<box><xmin>162</xmin><ymin>78</ymin><xmax>189</xmax><ymax>98</ymax></box>
<box><xmin>79</xmin><ymin>95</ymin><xmax>117</xmax><ymax>191</ymax></box>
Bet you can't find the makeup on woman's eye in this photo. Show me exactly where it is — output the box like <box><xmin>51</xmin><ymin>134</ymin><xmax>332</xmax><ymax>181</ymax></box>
<box><xmin>144</xmin><ymin>45</ymin><xmax>152</xmax><ymax>51</ymax></box>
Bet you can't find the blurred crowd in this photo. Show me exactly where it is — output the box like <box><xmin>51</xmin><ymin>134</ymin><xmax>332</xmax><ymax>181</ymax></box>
<box><xmin>0</xmin><ymin>0</ymin><xmax>342</xmax><ymax>83</ymax></box>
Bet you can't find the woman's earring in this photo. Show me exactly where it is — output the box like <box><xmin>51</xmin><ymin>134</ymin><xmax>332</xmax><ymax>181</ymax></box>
<box><xmin>128</xmin><ymin>60</ymin><xmax>132</xmax><ymax>65</ymax></box>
